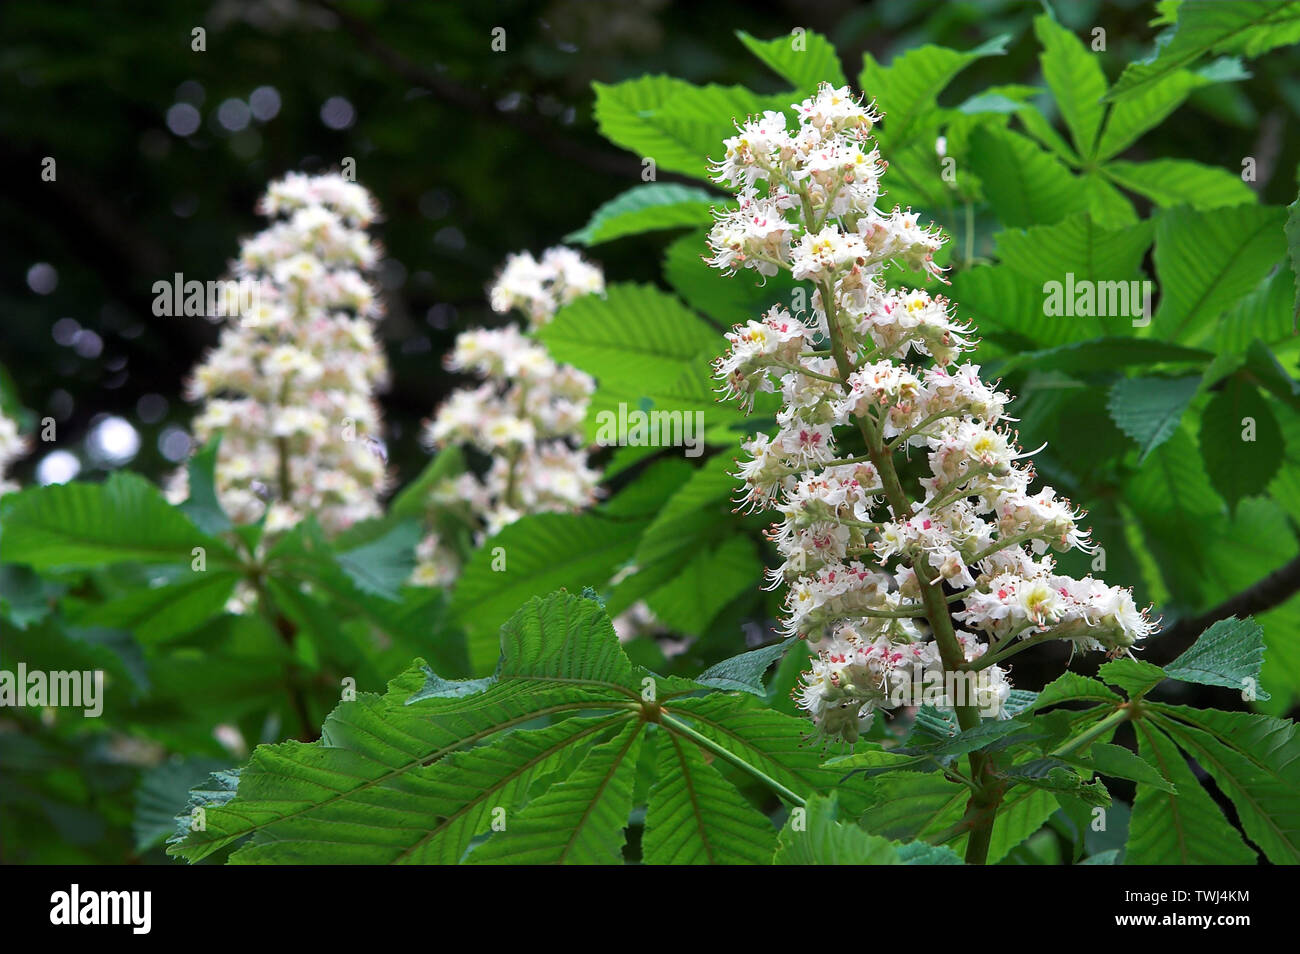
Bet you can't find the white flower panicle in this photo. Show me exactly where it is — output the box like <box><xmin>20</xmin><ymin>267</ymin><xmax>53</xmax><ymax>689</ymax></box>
<box><xmin>0</xmin><ymin>412</ymin><xmax>28</xmax><ymax>496</ymax></box>
<box><xmin>489</xmin><ymin>245</ymin><xmax>606</xmax><ymax>326</ymax></box>
<box><xmin>412</xmin><ymin>247</ymin><xmax>604</xmax><ymax>586</ymax></box>
<box><xmin>708</xmin><ymin>83</ymin><xmax>1157</xmax><ymax>743</ymax></box>
<box><xmin>173</xmin><ymin>172</ymin><xmax>389</xmax><ymax>537</ymax></box>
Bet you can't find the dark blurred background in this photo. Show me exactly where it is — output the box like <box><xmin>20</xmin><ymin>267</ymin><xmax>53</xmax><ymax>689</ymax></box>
<box><xmin>7</xmin><ymin>0</ymin><xmax>1294</xmax><ymax>497</ymax></box>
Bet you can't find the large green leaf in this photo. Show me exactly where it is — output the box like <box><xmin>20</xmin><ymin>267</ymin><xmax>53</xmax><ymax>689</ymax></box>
<box><xmin>1108</xmin><ymin>1</ymin><xmax>1300</xmax><ymax>102</ymax></box>
<box><xmin>1096</xmin><ymin>63</ymin><xmax>1239</xmax><ymax>160</ymax></box>
<box><xmin>0</xmin><ymin>472</ymin><xmax>232</xmax><ymax>570</ymax></box>
<box><xmin>643</xmin><ymin>732</ymin><xmax>777</xmax><ymax>864</ymax></box>
<box><xmin>333</xmin><ymin>519</ymin><xmax>420</xmax><ymax>602</ymax></box>
<box><xmin>592</xmin><ymin>75</ymin><xmax>786</xmax><ymax>180</ymax></box>
<box><xmin>969</xmin><ymin>126</ymin><xmax>1086</xmax><ymax>228</ymax></box>
<box><xmin>1200</xmin><ymin>377</ymin><xmax>1283</xmax><ymax>511</ymax></box>
<box><xmin>774</xmin><ymin>795</ymin><xmax>928</xmax><ymax>864</ymax></box>
<box><xmin>466</xmin><ymin>720</ymin><xmax>645</xmax><ymax>864</ymax></box>
<box><xmin>1152</xmin><ymin>704</ymin><xmax>1300</xmax><ymax>863</ymax></box>
<box><xmin>1105</xmin><ymin>159</ymin><xmax>1255</xmax><ymax>210</ymax></box>
<box><xmin>1151</xmin><ymin>204</ymin><xmax>1286</xmax><ymax>344</ymax></box>
<box><xmin>451</xmin><ymin>512</ymin><xmax>645</xmax><ymax>672</ymax></box>
<box><xmin>1034</xmin><ymin>14</ymin><xmax>1107</xmax><ymax>158</ymax></box>
<box><xmin>1126</xmin><ymin>719</ymin><xmax>1256</xmax><ymax>864</ymax></box>
<box><xmin>566</xmin><ymin>184</ymin><xmax>717</xmax><ymax>246</ymax></box>
<box><xmin>644</xmin><ymin>533</ymin><xmax>761</xmax><ymax>637</ymax></box>
<box><xmin>1107</xmin><ymin>375</ymin><xmax>1202</xmax><ymax>461</ymax></box>
<box><xmin>994</xmin><ymin>211</ymin><xmax>1154</xmax><ymax>286</ymax></box>
<box><xmin>860</xmin><ymin>35</ymin><xmax>1009</xmax><ymax>152</ymax></box>
<box><xmin>737</xmin><ymin>29</ymin><xmax>847</xmax><ymax>92</ymax></box>
<box><xmin>537</xmin><ymin>282</ymin><xmax>720</xmax><ymax>390</ymax></box>
<box><xmin>1164</xmin><ymin>616</ymin><xmax>1271</xmax><ymax>697</ymax></box>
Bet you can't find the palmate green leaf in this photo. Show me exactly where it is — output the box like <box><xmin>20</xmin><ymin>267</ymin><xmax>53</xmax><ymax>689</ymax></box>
<box><xmin>860</xmin><ymin>34</ymin><xmax>1009</xmax><ymax>152</ymax></box>
<box><xmin>862</xmin><ymin>770</ymin><xmax>1060</xmax><ymax>865</ymax></box>
<box><xmin>774</xmin><ymin>795</ymin><xmax>929</xmax><ymax>865</ymax></box>
<box><xmin>333</xmin><ymin>519</ymin><xmax>420</xmax><ymax>602</ymax></box>
<box><xmin>451</xmin><ymin>512</ymin><xmax>645</xmax><ymax>672</ymax></box>
<box><xmin>969</xmin><ymin>126</ymin><xmax>1087</xmax><ymax>228</ymax></box>
<box><xmin>79</xmin><ymin>567</ymin><xmax>239</xmax><ymax>647</ymax></box>
<box><xmin>1033</xmin><ymin>671</ymin><xmax>1124</xmax><ymax>710</ymax></box>
<box><xmin>1107</xmin><ymin>375</ymin><xmax>1201</xmax><ymax>462</ymax></box>
<box><xmin>0</xmin><ymin>471</ymin><xmax>233</xmax><ymax>570</ymax></box>
<box><xmin>1126</xmin><ymin>720</ymin><xmax>1256</xmax><ymax>864</ymax></box>
<box><xmin>467</xmin><ymin>720</ymin><xmax>645</xmax><ymax>865</ymax></box>
<box><xmin>1200</xmin><ymin>377</ymin><xmax>1283</xmax><ymax>512</ymax></box>
<box><xmin>169</xmin><ymin>592</ymin><xmax>644</xmax><ymax>863</ymax></box>
<box><xmin>1095</xmin><ymin>62</ymin><xmax>1239</xmax><ymax>161</ymax></box>
<box><xmin>1152</xmin><ymin>705</ymin><xmax>1300</xmax><ymax>864</ymax></box>
<box><xmin>592</xmin><ymin>75</ymin><xmax>787</xmax><ymax>180</ymax></box>
<box><xmin>167</xmin><ymin>590</ymin><xmax>832</xmax><ymax>866</ymax></box>
<box><xmin>644</xmin><ymin>533</ymin><xmax>761</xmax><ymax>637</ymax></box>
<box><xmin>1104</xmin><ymin>159</ymin><xmax>1255</xmax><ymax>210</ymax></box>
<box><xmin>1167</xmin><ymin>616</ymin><xmax>1270</xmax><ymax>698</ymax></box>
<box><xmin>1098</xmin><ymin>658</ymin><xmax>1168</xmax><ymax>700</ymax></box>
<box><xmin>1217</xmin><ymin>268</ymin><xmax>1298</xmax><ymax>353</ymax></box>
<box><xmin>1034</xmin><ymin>14</ymin><xmax>1107</xmax><ymax>159</ymax></box>
<box><xmin>1107</xmin><ymin>0</ymin><xmax>1300</xmax><ymax>102</ymax></box>
<box><xmin>1078</xmin><ymin>742</ymin><xmax>1175</xmax><ymax>793</ymax></box>
<box><xmin>738</xmin><ymin>29</ymin><xmax>847</xmax><ymax>92</ymax></box>
<box><xmin>538</xmin><ymin>283</ymin><xmax>720</xmax><ymax>390</ymax></box>
<box><xmin>994</xmin><ymin>212</ymin><xmax>1154</xmax><ymax>287</ymax></box>
<box><xmin>643</xmin><ymin>732</ymin><xmax>777</xmax><ymax>864</ymax></box>
<box><xmin>634</xmin><ymin>451</ymin><xmax>736</xmax><ymax>566</ymax></box>
<box><xmin>1151</xmin><ymin>204</ymin><xmax>1286</xmax><ymax>344</ymax></box>
<box><xmin>950</xmin><ymin>264</ymin><xmax>1106</xmax><ymax>349</ymax></box>
<box><xmin>565</xmin><ymin>184</ymin><xmax>718</xmax><ymax>246</ymax></box>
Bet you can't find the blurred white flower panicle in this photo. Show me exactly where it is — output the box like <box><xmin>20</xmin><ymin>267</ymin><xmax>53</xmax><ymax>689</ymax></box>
<box><xmin>171</xmin><ymin>172</ymin><xmax>389</xmax><ymax>537</ymax></box>
<box><xmin>412</xmin><ymin>246</ymin><xmax>604</xmax><ymax>586</ymax></box>
<box><xmin>708</xmin><ymin>83</ymin><xmax>1157</xmax><ymax>744</ymax></box>
<box><xmin>488</xmin><ymin>245</ymin><xmax>605</xmax><ymax>326</ymax></box>
<box><xmin>0</xmin><ymin>412</ymin><xmax>28</xmax><ymax>495</ymax></box>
